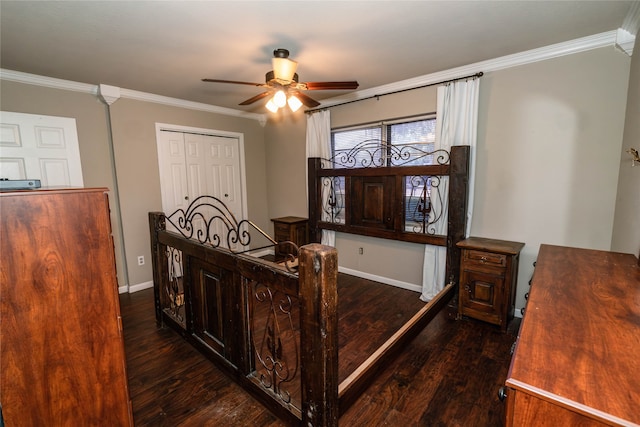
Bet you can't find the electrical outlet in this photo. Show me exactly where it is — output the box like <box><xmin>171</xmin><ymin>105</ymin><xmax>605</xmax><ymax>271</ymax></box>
<box><xmin>358</xmin><ymin>247</ymin><xmax>364</xmax><ymax>255</ymax></box>
<box><xmin>137</xmin><ymin>255</ymin><xmax>145</xmax><ymax>266</ymax></box>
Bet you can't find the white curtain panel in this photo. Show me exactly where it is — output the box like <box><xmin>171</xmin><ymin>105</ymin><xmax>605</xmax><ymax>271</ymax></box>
<box><xmin>421</xmin><ymin>78</ymin><xmax>479</xmax><ymax>302</ymax></box>
<box><xmin>305</xmin><ymin>110</ymin><xmax>336</xmax><ymax>246</ymax></box>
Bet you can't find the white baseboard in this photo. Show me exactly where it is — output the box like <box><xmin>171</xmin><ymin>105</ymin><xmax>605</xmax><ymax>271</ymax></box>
<box><xmin>126</xmin><ymin>280</ymin><xmax>154</xmax><ymax>294</ymax></box>
<box><xmin>245</xmin><ymin>248</ymin><xmax>274</xmax><ymax>258</ymax></box>
<box><xmin>338</xmin><ymin>267</ymin><xmax>421</xmax><ymax>293</ymax></box>
<box><xmin>120</xmin><ymin>266</ymin><xmax>418</xmax><ymax>294</ymax></box>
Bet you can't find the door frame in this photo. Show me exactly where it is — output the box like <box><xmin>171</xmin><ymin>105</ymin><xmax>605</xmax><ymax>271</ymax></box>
<box><xmin>155</xmin><ymin>123</ymin><xmax>248</xmax><ymax>222</ymax></box>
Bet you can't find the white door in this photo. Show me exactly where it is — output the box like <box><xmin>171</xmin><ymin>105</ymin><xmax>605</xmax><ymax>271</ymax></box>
<box><xmin>0</xmin><ymin>111</ymin><xmax>83</xmax><ymax>186</ymax></box>
<box><xmin>157</xmin><ymin>127</ymin><xmax>245</xmax><ymax>250</ymax></box>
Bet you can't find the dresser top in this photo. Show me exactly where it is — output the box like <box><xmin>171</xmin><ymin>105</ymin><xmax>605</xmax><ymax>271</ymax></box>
<box><xmin>0</xmin><ymin>187</ymin><xmax>107</xmax><ymax>197</ymax></box>
<box><xmin>271</xmin><ymin>216</ymin><xmax>308</xmax><ymax>224</ymax></box>
<box><xmin>507</xmin><ymin>244</ymin><xmax>640</xmax><ymax>425</ymax></box>
<box><xmin>456</xmin><ymin>237</ymin><xmax>524</xmax><ymax>255</ymax></box>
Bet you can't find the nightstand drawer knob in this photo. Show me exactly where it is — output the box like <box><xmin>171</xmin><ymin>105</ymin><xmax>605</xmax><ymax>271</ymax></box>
<box><xmin>498</xmin><ymin>386</ymin><xmax>508</xmax><ymax>402</ymax></box>
<box><xmin>481</xmin><ymin>256</ymin><xmax>487</xmax><ymax>262</ymax></box>
<box><xmin>464</xmin><ymin>284</ymin><xmax>471</xmax><ymax>293</ymax></box>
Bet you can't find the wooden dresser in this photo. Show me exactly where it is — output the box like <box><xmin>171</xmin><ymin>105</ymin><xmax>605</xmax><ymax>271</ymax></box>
<box><xmin>457</xmin><ymin>237</ymin><xmax>524</xmax><ymax>332</ymax></box>
<box><xmin>505</xmin><ymin>244</ymin><xmax>640</xmax><ymax>426</ymax></box>
<box><xmin>0</xmin><ymin>188</ymin><xmax>133</xmax><ymax>426</ymax></box>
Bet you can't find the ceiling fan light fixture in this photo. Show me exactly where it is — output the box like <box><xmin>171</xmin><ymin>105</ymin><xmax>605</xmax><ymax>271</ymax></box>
<box><xmin>203</xmin><ymin>48</ymin><xmax>355</xmax><ymax>111</ymax></box>
<box><xmin>272</xmin><ymin>57</ymin><xmax>298</xmax><ymax>82</ymax></box>
<box><xmin>287</xmin><ymin>95</ymin><xmax>303</xmax><ymax>112</ymax></box>
<box><xmin>273</xmin><ymin>90</ymin><xmax>287</xmax><ymax>108</ymax></box>
<box><xmin>265</xmin><ymin>99</ymin><xmax>279</xmax><ymax>113</ymax></box>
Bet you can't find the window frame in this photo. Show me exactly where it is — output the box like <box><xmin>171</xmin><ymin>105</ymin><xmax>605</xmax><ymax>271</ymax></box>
<box><xmin>330</xmin><ymin>114</ymin><xmax>436</xmax><ymax>167</ymax></box>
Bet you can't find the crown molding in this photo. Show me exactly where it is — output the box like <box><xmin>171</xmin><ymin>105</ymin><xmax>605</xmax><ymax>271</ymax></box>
<box><xmin>0</xmin><ymin>68</ymin><xmax>267</xmax><ymax>124</ymax></box>
<box><xmin>0</xmin><ymin>30</ymin><xmax>620</xmax><ymax>121</ymax></box>
<box><xmin>0</xmin><ymin>68</ymin><xmax>98</xmax><ymax>94</ymax></box>
<box><xmin>118</xmin><ymin>87</ymin><xmax>266</xmax><ymax>124</ymax></box>
<box><xmin>320</xmin><ymin>30</ymin><xmax>619</xmax><ymax>109</ymax></box>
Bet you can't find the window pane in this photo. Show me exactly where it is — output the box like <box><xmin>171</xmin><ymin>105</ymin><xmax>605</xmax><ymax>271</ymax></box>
<box><xmin>332</xmin><ymin>127</ymin><xmax>383</xmax><ymax>168</ymax></box>
<box><xmin>389</xmin><ymin>119</ymin><xmax>436</xmax><ymax>166</ymax></box>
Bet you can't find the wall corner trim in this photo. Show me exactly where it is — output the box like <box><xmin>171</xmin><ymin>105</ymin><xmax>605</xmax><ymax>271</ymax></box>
<box><xmin>99</xmin><ymin>84</ymin><xmax>121</xmax><ymax>105</ymax></box>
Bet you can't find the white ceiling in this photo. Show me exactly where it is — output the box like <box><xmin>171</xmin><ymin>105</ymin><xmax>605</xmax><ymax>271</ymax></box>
<box><xmin>1</xmin><ymin>1</ymin><xmax>637</xmax><ymax>113</ymax></box>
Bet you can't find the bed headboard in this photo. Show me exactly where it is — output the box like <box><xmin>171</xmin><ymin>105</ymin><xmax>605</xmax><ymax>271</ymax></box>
<box><xmin>307</xmin><ymin>144</ymin><xmax>469</xmax><ymax>286</ymax></box>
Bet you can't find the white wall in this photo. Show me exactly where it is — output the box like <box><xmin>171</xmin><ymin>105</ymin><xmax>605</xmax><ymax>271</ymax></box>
<box><xmin>474</xmin><ymin>46</ymin><xmax>629</xmax><ymax>310</ymax></box>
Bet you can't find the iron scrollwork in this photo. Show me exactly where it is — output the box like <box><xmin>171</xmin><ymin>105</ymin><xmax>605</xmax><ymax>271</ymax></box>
<box><xmin>322</xmin><ymin>139</ymin><xmax>450</xmax><ymax>169</ymax></box>
<box><xmin>405</xmin><ymin>175</ymin><xmax>444</xmax><ymax>235</ymax></box>
<box><xmin>164</xmin><ymin>246</ymin><xmax>185</xmax><ymax>326</ymax></box>
<box><xmin>250</xmin><ymin>281</ymin><xmax>300</xmax><ymax>408</ymax></box>
<box><xmin>166</xmin><ymin>195</ymin><xmax>252</xmax><ymax>250</ymax></box>
<box><xmin>321</xmin><ymin>176</ymin><xmax>345</xmax><ymax>224</ymax></box>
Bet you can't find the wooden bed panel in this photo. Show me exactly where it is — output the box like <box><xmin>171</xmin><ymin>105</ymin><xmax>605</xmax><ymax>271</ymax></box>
<box><xmin>308</xmin><ymin>145</ymin><xmax>469</xmax><ymax>284</ymax></box>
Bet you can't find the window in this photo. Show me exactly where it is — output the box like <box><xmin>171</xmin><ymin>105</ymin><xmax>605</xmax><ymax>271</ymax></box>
<box><xmin>330</xmin><ymin>116</ymin><xmax>438</xmax><ymax>233</ymax></box>
<box><xmin>331</xmin><ymin>116</ymin><xmax>436</xmax><ymax>167</ymax></box>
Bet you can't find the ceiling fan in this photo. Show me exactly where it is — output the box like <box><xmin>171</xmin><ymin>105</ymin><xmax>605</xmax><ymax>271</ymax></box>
<box><xmin>202</xmin><ymin>48</ymin><xmax>359</xmax><ymax>112</ymax></box>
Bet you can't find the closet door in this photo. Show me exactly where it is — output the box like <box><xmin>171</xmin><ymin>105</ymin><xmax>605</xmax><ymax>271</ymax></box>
<box><xmin>157</xmin><ymin>129</ymin><xmax>244</xmax><ymax>249</ymax></box>
<box><xmin>157</xmin><ymin>130</ymin><xmax>190</xmax><ymax>215</ymax></box>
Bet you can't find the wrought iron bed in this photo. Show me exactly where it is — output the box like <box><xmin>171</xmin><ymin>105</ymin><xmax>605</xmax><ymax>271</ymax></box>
<box><xmin>148</xmin><ymin>144</ymin><xmax>469</xmax><ymax>426</ymax></box>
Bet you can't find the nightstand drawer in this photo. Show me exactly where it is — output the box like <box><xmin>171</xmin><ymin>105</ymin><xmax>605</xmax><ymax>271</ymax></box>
<box><xmin>465</xmin><ymin>250</ymin><xmax>507</xmax><ymax>267</ymax></box>
<box><xmin>274</xmin><ymin>222</ymin><xmax>291</xmax><ymax>239</ymax></box>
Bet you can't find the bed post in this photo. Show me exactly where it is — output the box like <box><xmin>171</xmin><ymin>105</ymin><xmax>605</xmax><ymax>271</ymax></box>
<box><xmin>149</xmin><ymin>211</ymin><xmax>167</xmax><ymax>326</ymax></box>
<box><xmin>446</xmin><ymin>146</ymin><xmax>470</xmax><ymax>290</ymax></box>
<box><xmin>308</xmin><ymin>157</ymin><xmax>322</xmax><ymax>243</ymax></box>
<box><xmin>299</xmin><ymin>243</ymin><xmax>339</xmax><ymax>427</ymax></box>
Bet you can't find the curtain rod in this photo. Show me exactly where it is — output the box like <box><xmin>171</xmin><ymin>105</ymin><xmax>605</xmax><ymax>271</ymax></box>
<box><xmin>305</xmin><ymin>71</ymin><xmax>483</xmax><ymax>114</ymax></box>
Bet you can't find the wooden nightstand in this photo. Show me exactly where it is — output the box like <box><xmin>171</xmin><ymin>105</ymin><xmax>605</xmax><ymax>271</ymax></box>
<box><xmin>457</xmin><ymin>237</ymin><xmax>524</xmax><ymax>331</ymax></box>
<box><xmin>271</xmin><ymin>216</ymin><xmax>308</xmax><ymax>259</ymax></box>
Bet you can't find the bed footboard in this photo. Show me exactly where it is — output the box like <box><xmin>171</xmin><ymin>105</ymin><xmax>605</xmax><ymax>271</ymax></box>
<box><xmin>149</xmin><ymin>211</ymin><xmax>339</xmax><ymax>426</ymax></box>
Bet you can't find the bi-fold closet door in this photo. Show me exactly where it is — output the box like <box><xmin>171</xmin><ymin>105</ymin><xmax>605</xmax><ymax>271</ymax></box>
<box><xmin>156</xmin><ymin>128</ymin><xmax>245</xmax><ymax>251</ymax></box>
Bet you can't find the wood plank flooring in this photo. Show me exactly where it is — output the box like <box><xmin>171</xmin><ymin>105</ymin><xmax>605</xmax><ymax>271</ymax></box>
<box><xmin>120</xmin><ymin>274</ymin><xmax>519</xmax><ymax>426</ymax></box>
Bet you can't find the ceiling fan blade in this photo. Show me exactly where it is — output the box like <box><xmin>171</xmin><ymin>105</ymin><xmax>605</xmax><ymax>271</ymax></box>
<box><xmin>239</xmin><ymin>91</ymin><xmax>272</xmax><ymax>105</ymax></box>
<box><xmin>202</xmin><ymin>78</ymin><xmax>266</xmax><ymax>87</ymax></box>
<box><xmin>303</xmin><ymin>81</ymin><xmax>359</xmax><ymax>90</ymax></box>
<box><xmin>293</xmin><ymin>91</ymin><xmax>321</xmax><ymax>108</ymax></box>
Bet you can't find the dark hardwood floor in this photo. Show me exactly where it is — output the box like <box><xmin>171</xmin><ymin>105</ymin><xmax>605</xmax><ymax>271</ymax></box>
<box><xmin>120</xmin><ymin>275</ymin><xmax>519</xmax><ymax>426</ymax></box>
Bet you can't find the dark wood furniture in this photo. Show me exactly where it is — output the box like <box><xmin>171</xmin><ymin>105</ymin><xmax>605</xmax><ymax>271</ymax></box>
<box><xmin>271</xmin><ymin>216</ymin><xmax>308</xmax><ymax>258</ymax></box>
<box><xmin>0</xmin><ymin>188</ymin><xmax>133</xmax><ymax>426</ymax></box>
<box><xmin>308</xmin><ymin>145</ymin><xmax>470</xmax><ymax>294</ymax></box>
<box><xmin>457</xmin><ymin>237</ymin><xmax>524</xmax><ymax>332</ymax></box>
<box><xmin>148</xmin><ymin>146</ymin><xmax>470</xmax><ymax>426</ymax></box>
<box><xmin>505</xmin><ymin>245</ymin><xmax>640</xmax><ymax>426</ymax></box>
